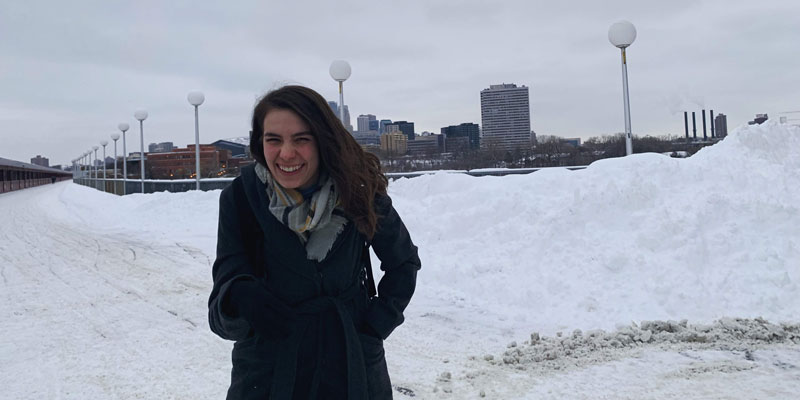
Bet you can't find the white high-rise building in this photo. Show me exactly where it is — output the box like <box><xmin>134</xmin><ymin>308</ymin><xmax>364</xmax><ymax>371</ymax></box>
<box><xmin>480</xmin><ymin>84</ymin><xmax>532</xmax><ymax>151</ymax></box>
<box><xmin>357</xmin><ymin>114</ymin><xmax>376</xmax><ymax>132</ymax></box>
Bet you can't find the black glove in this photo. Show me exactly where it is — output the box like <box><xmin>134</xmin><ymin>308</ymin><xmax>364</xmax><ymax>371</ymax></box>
<box><xmin>225</xmin><ymin>280</ymin><xmax>295</xmax><ymax>341</ymax></box>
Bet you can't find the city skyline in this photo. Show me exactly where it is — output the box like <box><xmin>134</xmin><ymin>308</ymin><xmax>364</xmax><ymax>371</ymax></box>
<box><xmin>1</xmin><ymin>1</ymin><xmax>799</xmax><ymax>166</ymax></box>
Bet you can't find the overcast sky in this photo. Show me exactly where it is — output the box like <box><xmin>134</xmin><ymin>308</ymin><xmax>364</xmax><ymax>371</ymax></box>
<box><xmin>1</xmin><ymin>0</ymin><xmax>798</xmax><ymax>166</ymax></box>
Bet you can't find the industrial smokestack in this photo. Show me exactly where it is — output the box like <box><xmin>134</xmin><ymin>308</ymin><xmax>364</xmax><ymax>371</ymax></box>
<box><xmin>710</xmin><ymin>110</ymin><xmax>715</xmax><ymax>138</ymax></box>
<box><xmin>702</xmin><ymin>109</ymin><xmax>707</xmax><ymax>141</ymax></box>
<box><xmin>684</xmin><ymin>112</ymin><xmax>689</xmax><ymax>140</ymax></box>
<box><xmin>692</xmin><ymin>112</ymin><xmax>697</xmax><ymax>140</ymax></box>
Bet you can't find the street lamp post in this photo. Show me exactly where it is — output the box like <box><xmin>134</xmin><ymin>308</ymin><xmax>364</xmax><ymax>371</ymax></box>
<box><xmin>111</xmin><ymin>133</ymin><xmax>120</xmax><ymax>194</ymax></box>
<box><xmin>92</xmin><ymin>146</ymin><xmax>99</xmax><ymax>188</ymax></box>
<box><xmin>134</xmin><ymin>110</ymin><xmax>148</xmax><ymax>194</ymax></box>
<box><xmin>100</xmin><ymin>140</ymin><xmax>108</xmax><ymax>192</ymax></box>
<box><xmin>329</xmin><ymin>60</ymin><xmax>351</xmax><ymax>124</ymax></box>
<box><xmin>118</xmin><ymin>123</ymin><xmax>129</xmax><ymax>195</ymax></box>
<box><xmin>187</xmin><ymin>91</ymin><xmax>205</xmax><ymax>190</ymax></box>
<box><xmin>608</xmin><ymin>20</ymin><xmax>637</xmax><ymax>156</ymax></box>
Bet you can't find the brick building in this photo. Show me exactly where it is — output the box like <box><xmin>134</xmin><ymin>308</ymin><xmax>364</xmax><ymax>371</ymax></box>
<box><xmin>147</xmin><ymin>145</ymin><xmax>231</xmax><ymax>179</ymax></box>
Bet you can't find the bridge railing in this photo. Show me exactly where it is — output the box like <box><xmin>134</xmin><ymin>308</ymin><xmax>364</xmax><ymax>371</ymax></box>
<box><xmin>74</xmin><ymin>165</ymin><xmax>588</xmax><ymax>195</ymax></box>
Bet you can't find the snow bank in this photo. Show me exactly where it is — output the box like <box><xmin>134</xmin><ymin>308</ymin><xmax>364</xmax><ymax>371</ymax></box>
<box><xmin>390</xmin><ymin>121</ymin><xmax>800</xmax><ymax>336</ymax></box>
<box><xmin>54</xmin><ymin>121</ymin><xmax>800</xmax><ymax>340</ymax></box>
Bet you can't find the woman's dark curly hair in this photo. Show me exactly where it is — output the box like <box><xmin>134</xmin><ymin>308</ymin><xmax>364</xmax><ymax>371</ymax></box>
<box><xmin>250</xmin><ymin>85</ymin><xmax>388</xmax><ymax>239</ymax></box>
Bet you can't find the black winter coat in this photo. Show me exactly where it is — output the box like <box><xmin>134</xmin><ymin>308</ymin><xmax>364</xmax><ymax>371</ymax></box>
<box><xmin>208</xmin><ymin>165</ymin><xmax>420</xmax><ymax>399</ymax></box>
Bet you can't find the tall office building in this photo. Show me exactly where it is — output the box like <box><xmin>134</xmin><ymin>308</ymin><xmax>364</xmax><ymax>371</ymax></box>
<box><xmin>379</xmin><ymin>119</ymin><xmax>392</xmax><ymax>134</ymax></box>
<box><xmin>30</xmin><ymin>155</ymin><xmax>49</xmax><ymax>167</ymax></box>
<box><xmin>385</xmin><ymin>121</ymin><xmax>415</xmax><ymax>141</ymax></box>
<box><xmin>328</xmin><ymin>101</ymin><xmax>353</xmax><ymax>132</ymax></box>
<box><xmin>328</xmin><ymin>101</ymin><xmax>339</xmax><ymax>118</ymax></box>
<box><xmin>441</xmin><ymin>123</ymin><xmax>480</xmax><ymax>151</ymax></box>
<box><xmin>357</xmin><ymin>114</ymin><xmax>377</xmax><ymax>132</ymax></box>
<box><xmin>480</xmin><ymin>83</ymin><xmax>532</xmax><ymax>151</ymax></box>
<box><xmin>714</xmin><ymin>114</ymin><xmax>728</xmax><ymax>138</ymax></box>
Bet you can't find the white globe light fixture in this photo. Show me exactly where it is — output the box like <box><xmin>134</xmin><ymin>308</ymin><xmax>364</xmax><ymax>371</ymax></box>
<box><xmin>187</xmin><ymin>91</ymin><xmax>205</xmax><ymax>107</ymax></box>
<box><xmin>187</xmin><ymin>91</ymin><xmax>205</xmax><ymax>190</ymax></box>
<box><xmin>118</xmin><ymin>123</ymin><xmax>130</xmax><ymax>195</ymax></box>
<box><xmin>329</xmin><ymin>60</ymin><xmax>352</xmax><ymax>125</ymax></box>
<box><xmin>608</xmin><ymin>20</ymin><xmax>637</xmax><ymax>156</ymax></box>
<box><xmin>134</xmin><ymin>110</ymin><xmax>148</xmax><ymax>194</ymax></box>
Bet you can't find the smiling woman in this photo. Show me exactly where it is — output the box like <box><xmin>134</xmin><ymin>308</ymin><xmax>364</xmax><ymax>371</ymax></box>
<box><xmin>262</xmin><ymin>109</ymin><xmax>320</xmax><ymax>190</ymax></box>
<box><xmin>208</xmin><ymin>85</ymin><xmax>421</xmax><ymax>399</ymax></box>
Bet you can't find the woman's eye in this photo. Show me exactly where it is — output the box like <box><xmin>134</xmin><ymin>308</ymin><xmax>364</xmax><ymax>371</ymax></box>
<box><xmin>265</xmin><ymin>138</ymin><xmax>280</xmax><ymax>144</ymax></box>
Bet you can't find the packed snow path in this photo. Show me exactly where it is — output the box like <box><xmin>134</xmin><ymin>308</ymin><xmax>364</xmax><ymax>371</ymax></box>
<box><xmin>0</xmin><ymin>183</ymin><xmax>231</xmax><ymax>398</ymax></box>
<box><xmin>2</xmin><ymin>122</ymin><xmax>800</xmax><ymax>398</ymax></box>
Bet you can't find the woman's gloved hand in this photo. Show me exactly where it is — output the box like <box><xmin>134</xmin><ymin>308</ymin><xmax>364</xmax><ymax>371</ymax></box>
<box><xmin>225</xmin><ymin>280</ymin><xmax>295</xmax><ymax>341</ymax></box>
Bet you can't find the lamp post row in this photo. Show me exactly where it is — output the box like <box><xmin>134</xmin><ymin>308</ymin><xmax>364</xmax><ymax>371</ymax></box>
<box><xmin>75</xmin><ymin>36</ymin><xmax>637</xmax><ymax>193</ymax></box>
<box><xmin>79</xmin><ymin>92</ymin><xmax>206</xmax><ymax>195</ymax></box>
<box><xmin>77</xmin><ymin>60</ymin><xmax>353</xmax><ymax>195</ymax></box>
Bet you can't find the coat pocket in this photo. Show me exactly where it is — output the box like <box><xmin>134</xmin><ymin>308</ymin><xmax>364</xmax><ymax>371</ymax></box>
<box><xmin>229</xmin><ymin>337</ymin><xmax>278</xmax><ymax>399</ymax></box>
<box><xmin>358</xmin><ymin>333</ymin><xmax>393</xmax><ymax>399</ymax></box>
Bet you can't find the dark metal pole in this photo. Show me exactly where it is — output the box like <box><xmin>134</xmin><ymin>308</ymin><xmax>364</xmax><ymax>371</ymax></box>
<box><xmin>702</xmin><ymin>109</ymin><xmax>707</xmax><ymax>141</ymax></box>
<box><xmin>684</xmin><ymin>112</ymin><xmax>689</xmax><ymax>140</ymax></box>
<box><xmin>710</xmin><ymin>110</ymin><xmax>715</xmax><ymax>138</ymax></box>
<box><xmin>692</xmin><ymin>112</ymin><xmax>697</xmax><ymax>140</ymax></box>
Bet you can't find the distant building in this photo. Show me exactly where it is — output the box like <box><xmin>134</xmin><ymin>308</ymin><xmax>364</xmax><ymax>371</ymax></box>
<box><xmin>353</xmin><ymin>130</ymin><xmax>380</xmax><ymax>147</ymax></box>
<box><xmin>357</xmin><ymin>114</ymin><xmax>377</xmax><ymax>133</ymax></box>
<box><xmin>380</xmin><ymin>132</ymin><xmax>407</xmax><ymax>155</ymax></box>
<box><xmin>407</xmin><ymin>134</ymin><xmax>444</xmax><ymax>155</ymax></box>
<box><xmin>748</xmin><ymin>113</ymin><xmax>768</xmax><ymax>125</ymax></box>
<box><xmin>148</xmin><ymin>142</ymin><xmax>174</xmax><ymax>153</ymax></box>
<box><xmin>562</xmin><ymin>137</ymin><xmax>581</xmax><ymax>147</ymax></box>
<box><xmin>328</xmin><ymin>101</ymin><xmax>339</xmax><ymax>117</ymax></box>
<box><xmin>379</xmin><ymin>119</ymin><xmax>392</xmax><ymax>134</ymax></box>
<box><xmin>147</xmin><ymin>145</ymin><xmax>231</xmax><ymax>179</ymax></box>
<box><xmin>441</xmin><ymin>123</ymin><xmax>480</xmax><ymax>151</ymax></box>
<box><xmin>30</xmin><ymin>155</ymin><xmax>49</xmax><ymax>167</ymax></box>
<box><xmin>480</xmin><ymin>83</ymin><xmax>532</xmax><ymax>151</ymax></box>
<box><xmin>328</xmin><ymin>101</ymin><xmax>353</xmax><ymax>132</ymax></box>
<box><xmin>715</xmin><ymin>114</ymin><xmax>728</xmax><ymax>138</ymax></box>
<box><xmin>212</xmin><ymin>139</ymin><xmax>250</xmax><ymax>158</ymax></box>
<box><xmin>385</xmin><ymin>121</ymin><xmax>415</xmax><ymax>141</ymax></box>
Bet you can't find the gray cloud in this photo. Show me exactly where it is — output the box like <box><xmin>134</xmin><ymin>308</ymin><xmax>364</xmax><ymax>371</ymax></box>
<box><xmin>1</xmin><ymin>0</ymin><xmax>798</xmax><ymax>165</ymax></box>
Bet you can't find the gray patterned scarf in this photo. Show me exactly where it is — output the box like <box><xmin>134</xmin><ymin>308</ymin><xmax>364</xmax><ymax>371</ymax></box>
<box><xmin>255</xmin><ymin>163</ymin><xmax>348</xmax><ymax>261</ymax></box>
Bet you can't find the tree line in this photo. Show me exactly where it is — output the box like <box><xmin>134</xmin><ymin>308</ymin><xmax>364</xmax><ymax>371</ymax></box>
<box><xmin>374</xmin><ymin>133</ymin><xmax>717</xmax><ymax>173</ymax></box>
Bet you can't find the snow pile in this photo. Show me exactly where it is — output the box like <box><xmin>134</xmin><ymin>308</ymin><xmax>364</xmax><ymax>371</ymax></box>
<box><xmin>493</xmin><ymin>317</ymin><xmax>800</xmax><ymax>371</ymax></box>
<box><xmin>48</xmin><ymin>121</ymin><xmax>800</xmax><ymax>342</ymax></box>
<box><xmin>391</xmin><ymin>121</ymin><xmax>800</xmax><ymax>338</ymax></box>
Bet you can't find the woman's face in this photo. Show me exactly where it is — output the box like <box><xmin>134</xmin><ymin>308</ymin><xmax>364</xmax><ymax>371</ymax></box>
<box><xmin>262</xmin><ymin>109</ymin><xmax>320</xmax><ymax>190</ymax></box>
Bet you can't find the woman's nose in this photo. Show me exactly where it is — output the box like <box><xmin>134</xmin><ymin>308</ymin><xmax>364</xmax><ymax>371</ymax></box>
<box><xmin>278</xmin><ymin>143</ymin><xmax>296</xmax><ymax>159</ymax></box>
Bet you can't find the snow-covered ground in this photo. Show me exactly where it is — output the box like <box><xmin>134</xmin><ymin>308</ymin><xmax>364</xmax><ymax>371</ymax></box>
<box><xmin>1</xmin><ymin>121</ymin><xmax>798</xmax><ymax>399</ymax></box>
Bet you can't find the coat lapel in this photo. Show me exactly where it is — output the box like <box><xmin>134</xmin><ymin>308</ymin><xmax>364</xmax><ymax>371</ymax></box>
<box><xmin>240</xmin><ymin>165</ymin><xmax>319</xmax><ymax>281</ymax></box>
